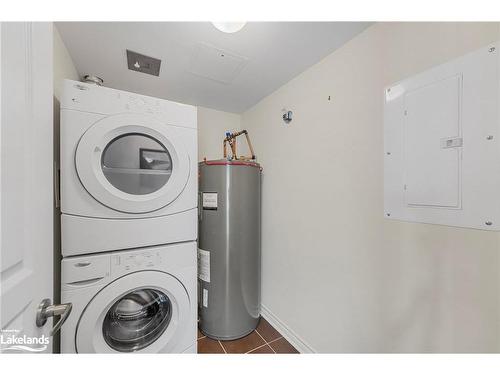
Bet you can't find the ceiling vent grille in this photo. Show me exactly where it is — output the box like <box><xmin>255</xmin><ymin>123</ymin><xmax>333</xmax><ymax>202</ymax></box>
<box><xmin>126</xmin><ymin>50</ymin><xmax>162</xmax><ymax>77</ymax></box>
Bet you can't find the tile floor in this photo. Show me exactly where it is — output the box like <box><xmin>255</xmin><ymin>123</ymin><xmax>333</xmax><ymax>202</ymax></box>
<box><xmin>197</xmin><ymin>317</ymin><xmax>299</xmax><ymax>354</ymax></box>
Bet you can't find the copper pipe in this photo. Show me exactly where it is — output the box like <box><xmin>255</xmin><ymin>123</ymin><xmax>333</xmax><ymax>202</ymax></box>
<box><xmin>222</xmin><ymin>130</ymin><xmax>256</xmax><ymax>161</ymax></box>
<box><xmin>244</xmin><ymin>131</ymin><xmax>255</xmax><ymax>159</ymax></box>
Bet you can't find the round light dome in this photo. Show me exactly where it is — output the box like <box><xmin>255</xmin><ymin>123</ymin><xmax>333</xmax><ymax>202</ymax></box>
<box><xmin>212</xmin><ymin>22</ymin><xmax>246</xmax><ymax>33</ymax></box>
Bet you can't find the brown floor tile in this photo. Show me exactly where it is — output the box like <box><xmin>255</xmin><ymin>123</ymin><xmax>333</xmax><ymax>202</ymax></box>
<box><xmin>220</xmin><ymin>331</ymin><xmax>265</xmax><ymax>354</ymax></box>
<box><xmin>197</xmin><ymin>328</ymin><xmax>205</xmax><ymax>339</ymax></box>
<box><xmin>248</xmin><ymin>344</ymin><xmax>274</xmax><ymax>354</ymax></box>
<box><xmin>256</xmin><ymin>318</ymin><xmax>282</xmax><ymax>342</ymax></box>
<box><xmin>269</xmin><ymin>337</ymin><xmax>299</xmax><ymax>354</ymax></box>
<box><xmin>197</xmin><ymin>337</ymin><xmax>225</xmax><ymax>354</ymax></box>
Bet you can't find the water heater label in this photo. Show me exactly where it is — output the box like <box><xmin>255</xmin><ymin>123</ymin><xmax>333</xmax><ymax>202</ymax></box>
<box><xmin>202</xmin><ymin>192</ymin><xmax>218</xmax><ymax>210</ymax></box>
<box><xmin>202</xmin><ymin>289</ymin><xmax>208</xmax><ymax>308</ymax></box>
<box><xmin>198</xmin><ymin>248</ymin><xmax>210</xmax><ymax>283</ymax></box>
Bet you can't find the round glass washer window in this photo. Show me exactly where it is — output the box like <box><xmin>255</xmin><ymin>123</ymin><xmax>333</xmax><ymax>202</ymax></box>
<box><xmin>101</xmin><ymin>133</ymin><xmax>173</xmax><ymax>195</ymax></box>
<box><xmin>103</xmin><ymin>288</ymin><xmax>172</xmax><ymax>352</ymax></box>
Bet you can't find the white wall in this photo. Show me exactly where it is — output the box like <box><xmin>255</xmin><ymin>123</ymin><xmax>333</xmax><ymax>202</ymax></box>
<box><xmin>242</xmin><ymin>22</ymin><xmax>500</xmax><ymax>353</ymax></box>
<box><xmin>53</xmin><ymin>24</ymin><xmax>79</xmax><ymax>169</ymax></box>
<box><xmin>53</xmin><ymin>26</ymin><xmax>79</xmax><ymax>101</ymax></box>
<box><xmin>197</xmin><ymin>107</ymin><xmax>241</xmax><ymax>161</ymax></box>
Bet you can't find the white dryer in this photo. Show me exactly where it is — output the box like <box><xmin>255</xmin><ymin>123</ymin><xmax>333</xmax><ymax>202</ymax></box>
<box><xmin>59</xmin><ymin>80</ymin><xmax>198</xmax><ymax>257</ymax></box>
<box><xmin>60</xmin><ymin>242</ymin><xmax>197</xmax><ymax>353</ymax></box>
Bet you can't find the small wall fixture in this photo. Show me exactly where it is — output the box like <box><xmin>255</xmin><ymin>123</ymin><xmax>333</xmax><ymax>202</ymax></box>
<box><xmin>282</xmin><ymin>110</ymin><xmax>293</xmax><ymax>124</ymax></box>
<box><xmin>212</xmin><ymin>22</ymin><xmax>246</xmax><ymax>33</ymax></box>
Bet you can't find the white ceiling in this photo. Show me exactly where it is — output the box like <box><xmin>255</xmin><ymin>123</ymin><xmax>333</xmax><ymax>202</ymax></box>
<box><xmin>56</xmin><ymin>22</ymin><xmax>371</xmax><ymax>113</ymax></box>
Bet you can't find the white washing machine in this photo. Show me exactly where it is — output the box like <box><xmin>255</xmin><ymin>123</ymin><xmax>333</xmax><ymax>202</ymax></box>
<box><xmin>60</xmin><ymin>79</ymin><xmax>198</xmax><ymax>257</ymax></box>
<box><xmin>60</xmin><ymin>242</ymin><xmax>197</xmax><ymax>353</ymax></box>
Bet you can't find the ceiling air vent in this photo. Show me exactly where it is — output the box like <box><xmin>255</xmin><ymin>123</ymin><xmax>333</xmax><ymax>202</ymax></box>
<box><xmin>126</xmin><ymin>50</ymin><xmax>162</xmax><ymax>77</ymax></box>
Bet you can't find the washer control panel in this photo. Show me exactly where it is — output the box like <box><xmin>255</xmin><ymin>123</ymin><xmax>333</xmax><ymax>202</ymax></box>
<box><xmin>111</xmin><ymin>250</ymin><xmax>163</xmax><ymax>275</ymax></box>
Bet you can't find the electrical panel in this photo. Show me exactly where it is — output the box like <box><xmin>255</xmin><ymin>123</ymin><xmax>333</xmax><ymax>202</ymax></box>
<box><xmin>384</xmin><ymin>42</ymin><xmax>500</xmax><ymax>230</ymax></box>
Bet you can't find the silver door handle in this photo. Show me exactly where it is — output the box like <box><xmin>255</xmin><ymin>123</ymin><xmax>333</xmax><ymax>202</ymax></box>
<box><xmin>36</xmin><ymin>298</ymin><xmax>72</xmax><ymax>336</ymax></box>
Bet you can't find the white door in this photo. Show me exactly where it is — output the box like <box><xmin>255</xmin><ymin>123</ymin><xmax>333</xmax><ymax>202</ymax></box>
<box><xmin>0</xmin><ymin>22</ymin><xmax>58</xmax><ymax>353</ymax></box>
<box><xmin>75</xmin><ymin>113</ymin><xmax>190</xmax><ymax>213</ymax></box>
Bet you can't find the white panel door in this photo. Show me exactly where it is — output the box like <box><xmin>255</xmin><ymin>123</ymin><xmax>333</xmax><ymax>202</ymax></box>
<box><xmin>404</xmin><ymin>75</ymin><xmax>462</xmax><ymax>208</ymax></box>
<box><xmin>0</xmin><ymin>22</ymin><xmax>54</xmax><ymax>353</ymax></box>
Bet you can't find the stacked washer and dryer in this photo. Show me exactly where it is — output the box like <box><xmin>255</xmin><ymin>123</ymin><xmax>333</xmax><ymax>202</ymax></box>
<box><xmin>58</xmin><ymin>79</ymin><xmax>198</xmax><ymax>353</ymax></box>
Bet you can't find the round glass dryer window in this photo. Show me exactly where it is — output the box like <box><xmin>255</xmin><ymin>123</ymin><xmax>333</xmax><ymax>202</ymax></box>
<box><xmin>102</xmin><ymin>289</ymin><xmax>172</xmax><ymax>352</ymax></box>
<box><xmin>101</xmin><ymin>133</ymin><xmax>173</xmax><ymax>195</ymax></box>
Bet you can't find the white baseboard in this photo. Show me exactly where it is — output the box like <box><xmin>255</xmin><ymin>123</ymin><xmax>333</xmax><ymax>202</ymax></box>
<box><xmin>260</xmin><ymin>304</ymin><xmax>316</xmax><ymax>353</ymax></box>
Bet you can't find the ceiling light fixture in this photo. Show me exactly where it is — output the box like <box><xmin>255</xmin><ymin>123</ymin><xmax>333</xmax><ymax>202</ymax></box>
<box><xmin>212</xmin><ymin>22</ymin><xmax>246</xmax><ymax>34</ymax></box>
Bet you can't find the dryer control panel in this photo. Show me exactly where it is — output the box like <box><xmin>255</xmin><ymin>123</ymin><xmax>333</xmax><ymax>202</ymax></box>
<box><xmin>111</xmin><ymin>250</ymin><xmax>163</xmax><ymax>275</ymax></box>
<box><xmin>60</xmin><ymin>79</ymin><xmax>197</xmax><ymax>129</ymax></box>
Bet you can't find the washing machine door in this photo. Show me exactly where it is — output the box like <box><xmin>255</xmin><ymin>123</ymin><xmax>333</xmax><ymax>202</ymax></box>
<box><xmin>75</xmin><ymin>113</ymin><xmax>190</xmax><ymax>213</ymax></box>
<box><xmin>76</xmin><ymin>271</ymin><xmax>191</xmax><ymax>353</ymax></box>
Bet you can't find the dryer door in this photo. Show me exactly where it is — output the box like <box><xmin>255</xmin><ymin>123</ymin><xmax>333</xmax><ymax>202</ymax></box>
<box><xmin>75</xmin><ymin>270</ymin><xmax>191</xmax><ymax>353</ymax></box>
<box><xmin>75</xmin><ymin>113</ymin><xmax>190</xmax><ymax>213</ymax></box>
